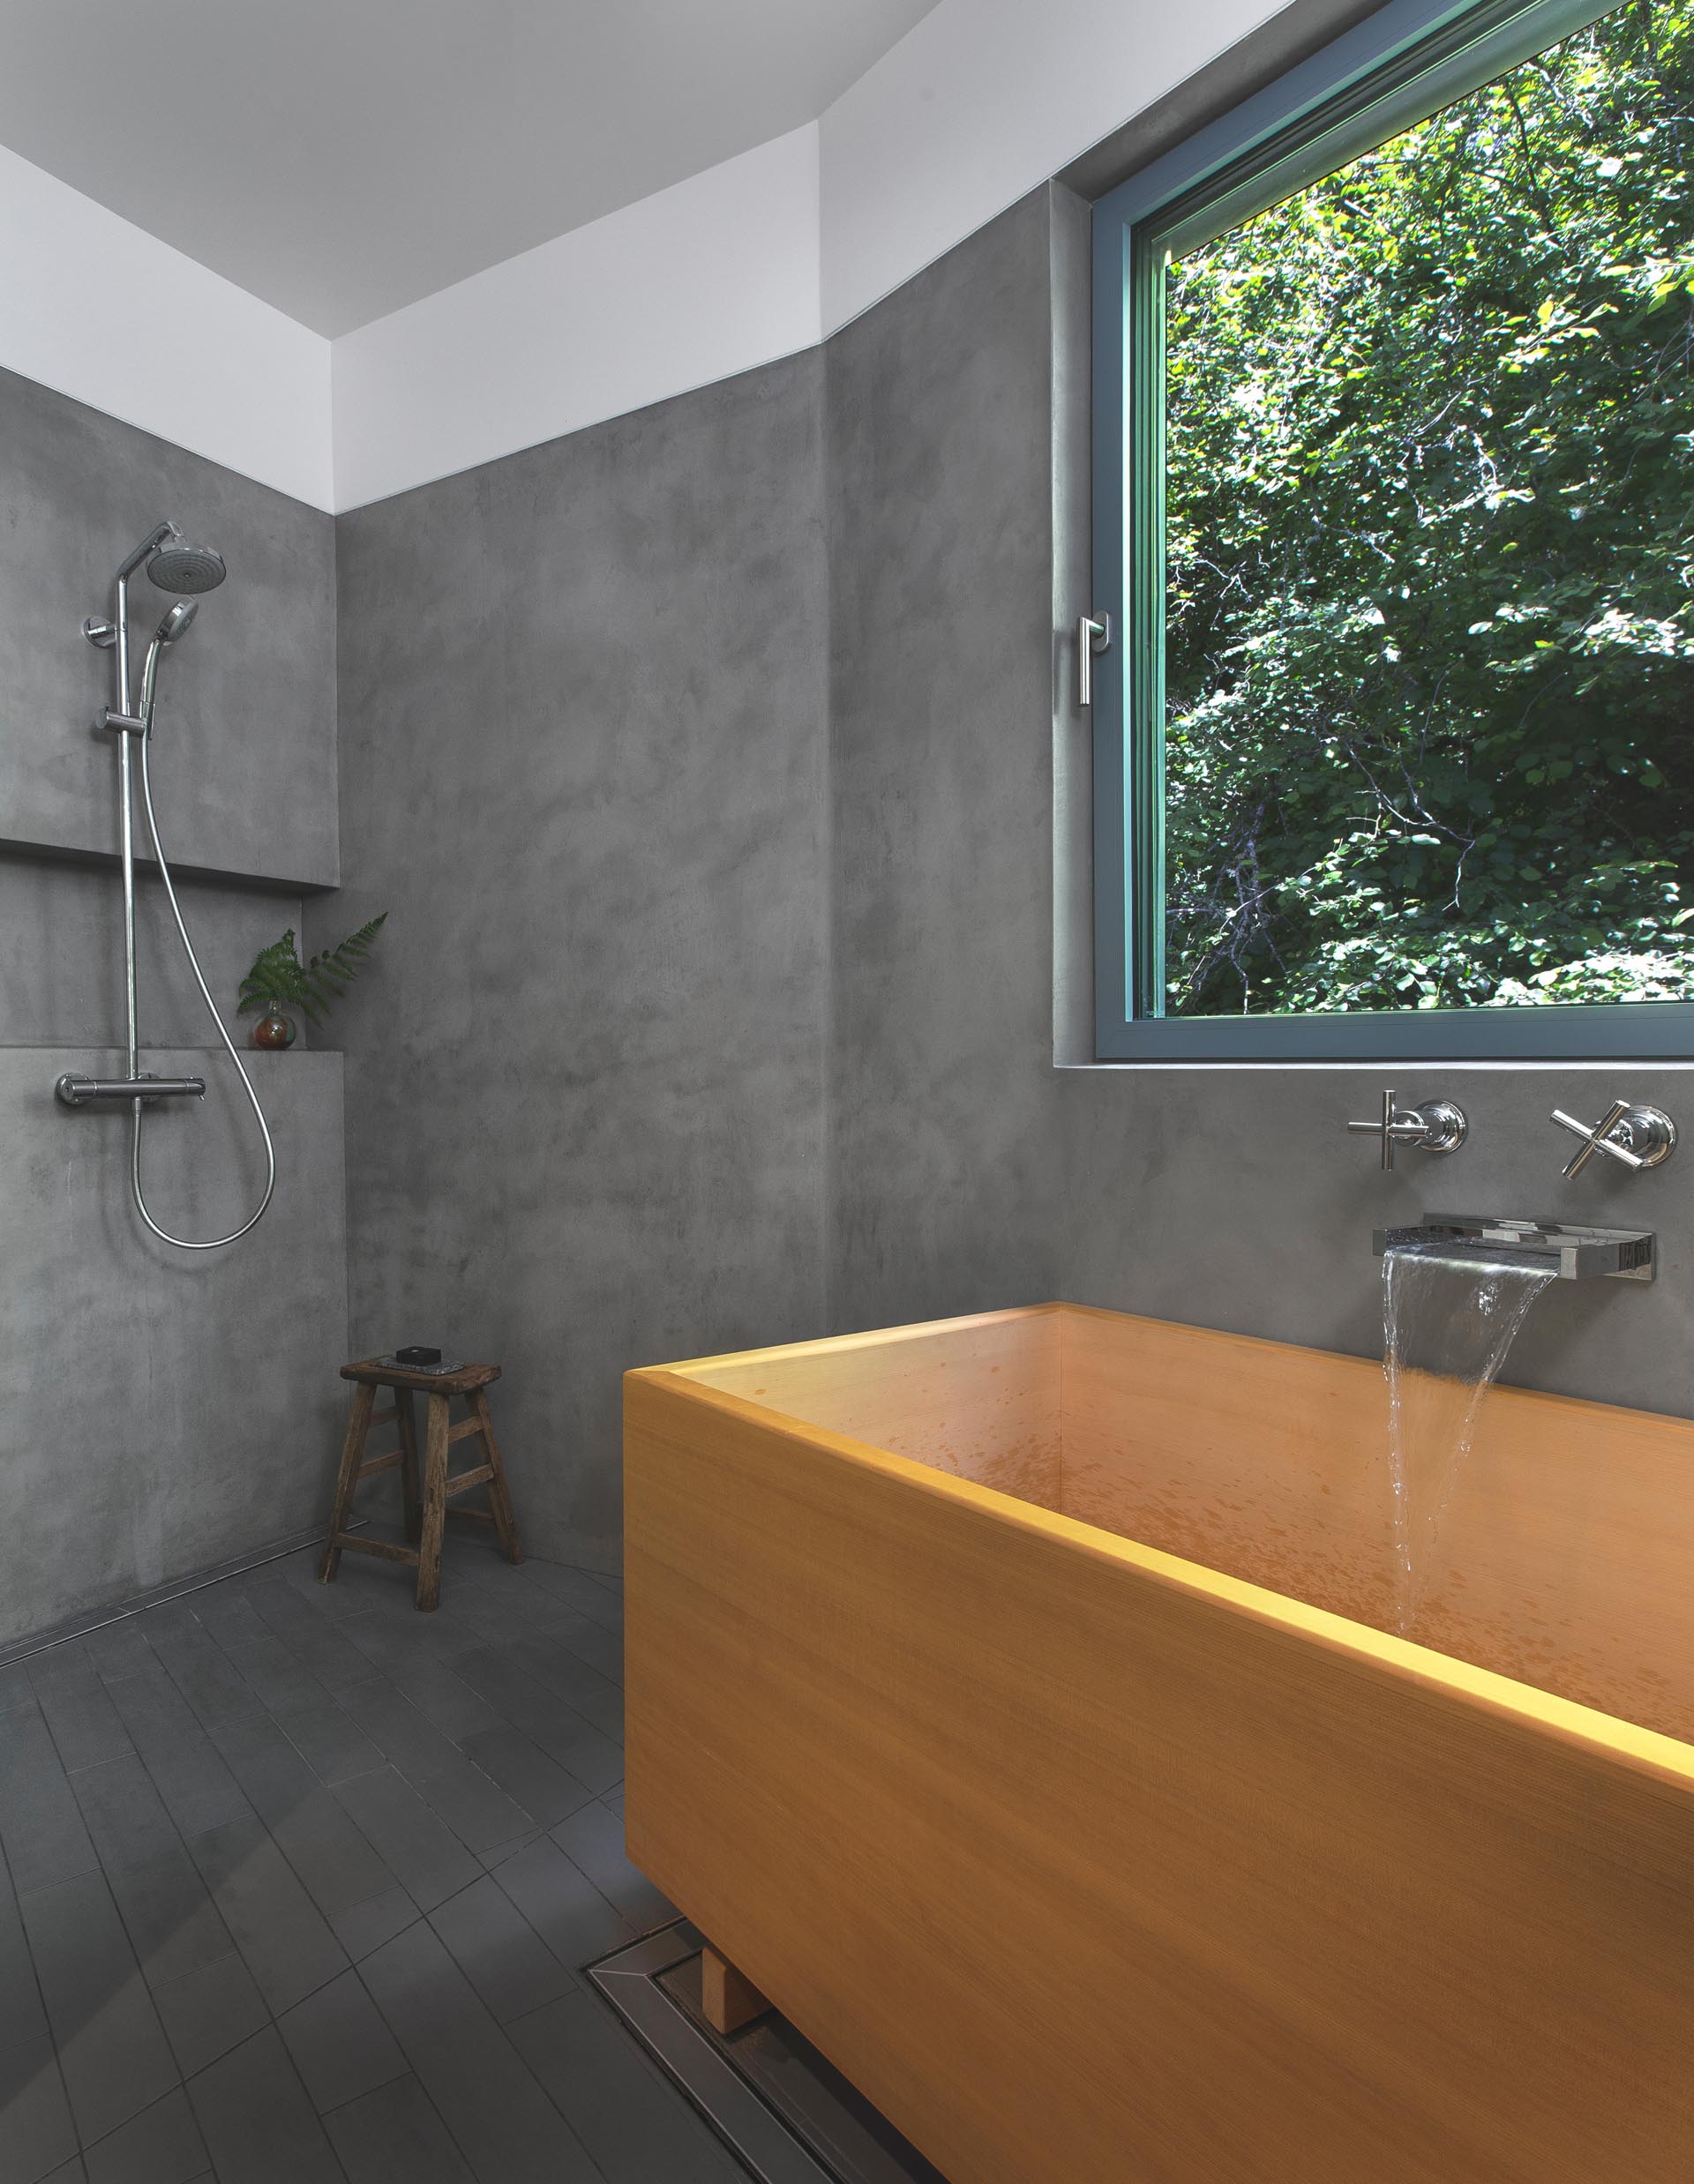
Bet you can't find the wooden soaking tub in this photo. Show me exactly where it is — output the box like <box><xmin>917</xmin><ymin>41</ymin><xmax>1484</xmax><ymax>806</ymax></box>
<box><xmin>623</xmin><ymin>1304</ymin><xmax>1694</xmax><ymax>2184</ymax></box>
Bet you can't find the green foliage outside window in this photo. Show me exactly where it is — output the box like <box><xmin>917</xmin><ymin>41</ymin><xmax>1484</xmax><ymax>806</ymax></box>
<box><xmin>1163</xmin><ymin>0</ymin><xmax>1694</xmax><ymax>1015</ymax></box>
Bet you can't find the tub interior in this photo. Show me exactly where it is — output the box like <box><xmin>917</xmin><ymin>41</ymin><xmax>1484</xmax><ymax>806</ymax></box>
<box><xmin>682</xmin><ymin>1303</ymin><xmax>1694</xmax><ymax>1746</ymax></box>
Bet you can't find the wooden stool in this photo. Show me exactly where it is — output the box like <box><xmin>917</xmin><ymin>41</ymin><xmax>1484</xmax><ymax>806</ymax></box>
<box><xmin>319</xmin><ymin>1358</ymin><xmax>521</xmax><ymax>1611</ymax></box>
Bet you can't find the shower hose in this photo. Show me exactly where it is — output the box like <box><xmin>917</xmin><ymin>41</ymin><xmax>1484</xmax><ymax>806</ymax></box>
<box><xmin>130</xmin><ymin>703</ymin><xmax>277</xmax><ymax>1250</ymax></box>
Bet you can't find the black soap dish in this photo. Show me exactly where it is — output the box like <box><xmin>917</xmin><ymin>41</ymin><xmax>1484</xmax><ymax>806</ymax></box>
<box><xmin>380</xmin><ymin>1347</ymin><xmax>465</xmax><ymax>1375</ymax></box>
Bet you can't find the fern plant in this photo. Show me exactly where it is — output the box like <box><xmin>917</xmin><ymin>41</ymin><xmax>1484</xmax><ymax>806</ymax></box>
<box><xmin>238</xmin><ymin>914</ymin><xmax>387</xmax><ymax>1027</ymax></box>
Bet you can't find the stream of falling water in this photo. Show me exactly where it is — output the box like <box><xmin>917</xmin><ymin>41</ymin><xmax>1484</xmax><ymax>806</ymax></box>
<box><xmin>1382</xmin><ymin>1245</ymin><xmax>1556</xmax><ymax>1634</ymax></box>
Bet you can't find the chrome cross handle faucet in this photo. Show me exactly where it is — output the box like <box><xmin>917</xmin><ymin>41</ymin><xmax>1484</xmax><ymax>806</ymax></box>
<box><xmin>1346</xmin><ymin>1088</ymin><xmax>1468</xmax><ymax>1171</ymax></box>
<box><xmin>1550</xmin><ymin>1099</ymin><xmax>1677</xmax><ymax>1178</ymax></box>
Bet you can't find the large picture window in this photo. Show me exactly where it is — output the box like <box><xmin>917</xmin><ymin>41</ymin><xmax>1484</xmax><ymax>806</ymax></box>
<box><xmin>1091</xmin><ymin>0</ymin><xmax>1694</xmax><ymax>1058</ymax></box>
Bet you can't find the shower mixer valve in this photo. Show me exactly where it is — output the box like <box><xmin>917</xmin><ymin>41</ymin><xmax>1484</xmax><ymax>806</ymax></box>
<box><xmin>1549</xmin><ymin>1099</ymin><xmax>1677</xmax><ymax>1178</ymax></box>
<box><xmin>1346</xmin><ymin>1088</ymin><xmax>1468</xmax><ymax>1171</ymax></box>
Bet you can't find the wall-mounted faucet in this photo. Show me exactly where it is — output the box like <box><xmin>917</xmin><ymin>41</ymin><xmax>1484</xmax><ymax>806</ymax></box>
<box><xmin>1550</xmin><ymin>1100</ymin><xmax>1677</xmax><ymax>1178</ymax></box>
<box><xmin>1346</xmin><ymin>1088</ymin><xmax>1468</xmax><ymax>1171</ymax></box>
<box><xmin>1375</xmin><ymin>1214</ymin><xmax>1655</xmax><ymax>1281</ymax></box>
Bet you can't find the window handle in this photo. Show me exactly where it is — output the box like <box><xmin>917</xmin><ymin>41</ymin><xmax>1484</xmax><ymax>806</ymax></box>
<box><xmin>1076</xmin><ymin>613</ymin><xmax>1111</xmax><ymax>708</ymax></box>
<box><xmin>1550</xmin><ymin>1101</ymin><xmax>1676</xmax><ymax>1178</ymax></box>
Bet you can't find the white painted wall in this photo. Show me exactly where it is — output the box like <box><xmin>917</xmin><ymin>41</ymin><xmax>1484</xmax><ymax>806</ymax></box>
<box><xmin>331</xmin><ymin>123</ymin><xmax>822</xmax><ymax>512</ymax></box>
<box><xmin>0</xmin><ymin>0</ymin><xmax>1294</xmax><ymax>510</ymax></box>
<box><xmin>0</xmin><ymin>144</ymin><xmax>333</xmax><ymax>509</ymax></box>
<box><xmin>817</xmin><ymin>0</ymin><xmax>1280</xmax><ymax>333</ymax></box>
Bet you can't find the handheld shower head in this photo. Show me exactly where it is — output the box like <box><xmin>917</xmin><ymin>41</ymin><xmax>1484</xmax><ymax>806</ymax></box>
<box><xmin>139</xmin><ymin>600</ymin><xmax>201</xmax><ymax>723</ymax></box>
<box><xmin>146</xmin><ymin>535</ymin><xmax>226</xmax><ymax>594</ymax></box>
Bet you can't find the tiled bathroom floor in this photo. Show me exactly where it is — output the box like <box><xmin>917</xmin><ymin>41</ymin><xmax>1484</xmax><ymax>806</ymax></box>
<box><xmin>0</xmin><ymin>1537</ymin><xmax>748</xmax><ymax>2184</ymax></box>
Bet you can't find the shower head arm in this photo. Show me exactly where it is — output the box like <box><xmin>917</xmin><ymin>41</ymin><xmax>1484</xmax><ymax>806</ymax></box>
<box><xmin>116</xmin><ymin>522</ymin><xmax>178</xmax><ymax>585</ymax></box>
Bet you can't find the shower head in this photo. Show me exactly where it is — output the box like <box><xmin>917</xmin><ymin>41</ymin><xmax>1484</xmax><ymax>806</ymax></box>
<box><xmin>146</xmin><ymin>535</ymin><xmax>226</xmax><ymax>594</ymax></box>
<box><xmin>154</xmin><ymin>600</ymin><xmax>199</xmax><ymax>645</ymax></box>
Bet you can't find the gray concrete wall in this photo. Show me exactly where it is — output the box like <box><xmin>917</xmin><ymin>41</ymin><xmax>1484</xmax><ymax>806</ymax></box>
<box><xmin>0</xmin><ymin>365</ymin><xmax>338</xmax><ymax>887</ymax></box>
<box><xmin>825</xmin><ymin>190</ymin><xmax>1069</xmax><ymax>1332</ymax></box>
<box><xmin>831</xmin><ymin>182</ymin><xmax>1694</xmax><ymax>1423</ymax></box>
<box><xmin>0</xmin><ymin>1046</ymin><xmax>348</xmax><ymax>1645</ymax></box>
<box><xmin>0</xmin><ymin>370</ymin><xmax>348</xmax><ymax>1645</ymax></box>
<box><xmin>321</xmin><ymin>176</ymin><xmax>1694</xmax><ymax>1595</ymax></box>
<box><xmin>320</xmin><ymin>353</ymin><xmax>831</xmax><ymax>1573</ymax></box>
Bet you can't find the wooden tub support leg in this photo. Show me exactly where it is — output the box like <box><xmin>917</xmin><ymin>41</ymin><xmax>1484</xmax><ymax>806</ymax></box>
<box><xmin>700</xmin><ymin>1946</ymin><xmax>771</xmax><ymax>2037</ymax></box>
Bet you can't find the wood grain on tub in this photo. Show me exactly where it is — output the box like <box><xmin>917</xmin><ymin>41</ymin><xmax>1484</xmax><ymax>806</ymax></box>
<box><xmin>625</xmin><ymin>1302</ymin><xmax>1694</xmax><ymax>2184</ymax></box>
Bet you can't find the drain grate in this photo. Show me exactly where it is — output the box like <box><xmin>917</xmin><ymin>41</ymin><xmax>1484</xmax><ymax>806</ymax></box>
<box><xmin>588</xmin><ymin>1922</ymin><xmax>948</xmax><ymax>2184</ymax></box>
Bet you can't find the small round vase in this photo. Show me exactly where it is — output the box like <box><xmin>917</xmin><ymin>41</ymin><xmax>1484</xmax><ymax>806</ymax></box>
<box><xmin>251</xmin><ymin>1008</ymin><xmax>297</xmax><ymax>1051</ymax></box>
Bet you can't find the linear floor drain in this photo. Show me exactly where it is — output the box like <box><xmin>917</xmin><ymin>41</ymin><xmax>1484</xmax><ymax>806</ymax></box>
<box><xmin>588</xmin><ymin>1922</ymin><xmax>948</xmax><ymax>2184</ymax></box>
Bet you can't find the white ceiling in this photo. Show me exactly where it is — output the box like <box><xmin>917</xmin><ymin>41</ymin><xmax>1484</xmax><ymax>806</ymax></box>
<box><xmin>0</xmin><ymin>0</ymin><xmax>936</xmax><ymax>337</ymax></box>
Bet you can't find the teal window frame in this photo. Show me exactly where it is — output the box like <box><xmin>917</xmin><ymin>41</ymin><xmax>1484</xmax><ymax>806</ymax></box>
<box><xmin>1091</xmin><ymin>0</ymin><xmax>1694</xmax><ymax>1059</ymax></box>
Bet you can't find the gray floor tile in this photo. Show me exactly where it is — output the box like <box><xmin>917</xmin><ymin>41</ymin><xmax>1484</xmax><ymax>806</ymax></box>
<box><xmin>153</xmin><ymin>1950</ymin><xmax>269</xmax><ymax>2079</ymax></box>
<box><xmin>509</xmin><ymin>1987</ymin><xmax>748</xmax><ymax>2184</ymax></box>
<box><xmin>207</xmin><ymin>1714</ymin><xmax>405</xmax><ymax>1922</ymax></box>
<box><xmin>329</xmin><ymin>1769</ymin><xmax>481</xmax><ymax>1913</ymax></box>
<box><xmin>378</xmin><ymin>1662</ymin><xmax>505</xmax><ymax>1743</ymax></box>
<box><xmin>520</xmin><ymin>1564</ymin><xmax>626</xmax><ymax>1635</ymax></box>
<box><xmin>550</xmin><ymin>1801</ymin><xmax>675</xmax><ymax>1931</ymax></box>
<box><xmin>276</xmin><ymin>1968</ymin><xmax>407</xmax><ymax>2113</ymax></box>
<box><xmin>103</xmin><ymin>1671</ymin><xmax>252</xmax><ymax>1841</ymax></box>
<box><xmin>489</xmin><ymin>1836</ymin><xmax>635</xmax><ymax>1978</ymax></box>
<box><xmin>19</xmin><ymin>1871</ymin><xmax>179</xmax><ymax>2144</ymax></box>
<box><xmin>0</xmin><ymin>1710</ymin><xmax>101</xmax><ymax>1895</ymax></box>
<box><xmin>79</xmin><ymin>1624</ymin><xmax>161</xmax><ymax>1687</ymax></box>
<box><xmin>0</xmin><ymin>1564</ymin><xmax>753</xmax><ymax>2184</ymax></box>
<box><xmin>533</xmin><ymin>1612</ymin><xmax>624</xmax><ymax>1687</ymax></box>
<box><xmin>104</xmin><ymin>1848</ymin><xmax>236</xmax><ymax>1991</ymax></box>
<box><xmin>70</xmin><ymin>1755</ymin><xmax>183</xmax><ymax>1876</ymax></box>
<box><xmin>82</xmin><ymin>2084</ymin><xmax>209</xmax><ymax>2184</ymax></box>
<box><xmin>0</xmin><ymin>1881</ymin><xmax>49</xmax><ymax>2053</ymax></box>
<box><xmin>185</xmin><ymin>1815</ymin><xmax>349</xmax><ymax>2015</ymax></box>
<box><xmin>0</xmin><ymin>1663</ymin><xmax>39</xmax><ymax>1717</ymax></box>
<box><xmin>428</xmin><ymin>1875</ymin><xmax>576</xmax><ymax>2023</ymax></box>
<box><xmin>322</xmin><ymin>2073</ymin><xmax>475</xmax><ymax>2183</ymax></box>
<box><xmin>337</xmin><ymin>1604</ymin><xmax>470</xmax><ymax>1673</ymax></box>
<box><xmin>506</xmin><ymin>1632</ymin><xmax>626</xmax><ymax>1743</ymax></box>
<box><xmin>457</xmin><ymin>1726</ymin><xmax>596</xmax><ymax>1829</ymax></box>
<box><xmin>183</xmin><ymin>1587</ymin><xmax>272</xmax><ymax>1650</ymax></box>
<box><xmin>433</xmin><ymin>1585</ymin><xmax>553</xmax><ymax>1651</ymax></box>
<box><xmin>242</xmin><ymin>1582</ymin><xmax>381</xmax><ymax>1693</ymax></box>
<box><xmin>185</xmin><ymin>2023</ymin><xmax>342</xmax><ymax>2184</ymax></box>
<box><xmin>330</xmin><ymin>1889</ymin><xmax>420</xmax><ymax>1963</ymax></box>
<box><xmin>477</xmin><ymin>1831</ymin><xmax>542</xmax><ymax>1871</ymax></box>
<box><xmin>451</xmin><ymin>1649</ymin><xmax>623</xmax><ymax>1792</ymax></box>
<box><xmin>215</xmin><ymin>1634</ymin><xmax>331</xmax><ymax>1721</ymax></box>
<box><xmin>276</xmin><ymin>1702</ymin><xmax>386</xmax><ymax>1787</ymax></box>
<box><xmin>334</xmin><ymin>1682</ymin><xmax>536</xmax><ymax>1852</ymax></box>
<box><xmin>0</xmin><ymin>2031</ymin><xmax>79</xmax><ymax>2183</ymax></box>
<box><xmin>358</xmin><ymin>1922</ymin><xmax>600</xmax><ymax>2184</ymax></box>
<box><xmin>143</xmin><ymin>1622</ymin><xmax>266</xmax><ymax>1734</ymax></box>
<box><xmin>41</xmin><ymin>2158</ymin><xmax>87</xmax><ymax>2183</ymax></box>
<box><xmin>27</xmin><ymin>1650</ymin><xmax>133</xmax><ymax>1775</ymax></box>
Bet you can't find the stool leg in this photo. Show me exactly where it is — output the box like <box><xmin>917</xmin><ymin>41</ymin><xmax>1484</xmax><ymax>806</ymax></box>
<box><xmin>471</xmin><ymin>1389</ymin><xmax>523</xmax><ymax>1566</ymax></box>
<box><xmin>319</xmin><ymin>1383</ymin><xmax>375</xmax><ymax>1583</ymax></box>
<box><xmin>395</xmin><ymin>1390</ymin><xmax>423</xmax><ymax>1545</ymax></box>
<box><xmin>416</xmin><ymin>1392</ymin><xmax>451</xmax><ymax>1612</ymax></box>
